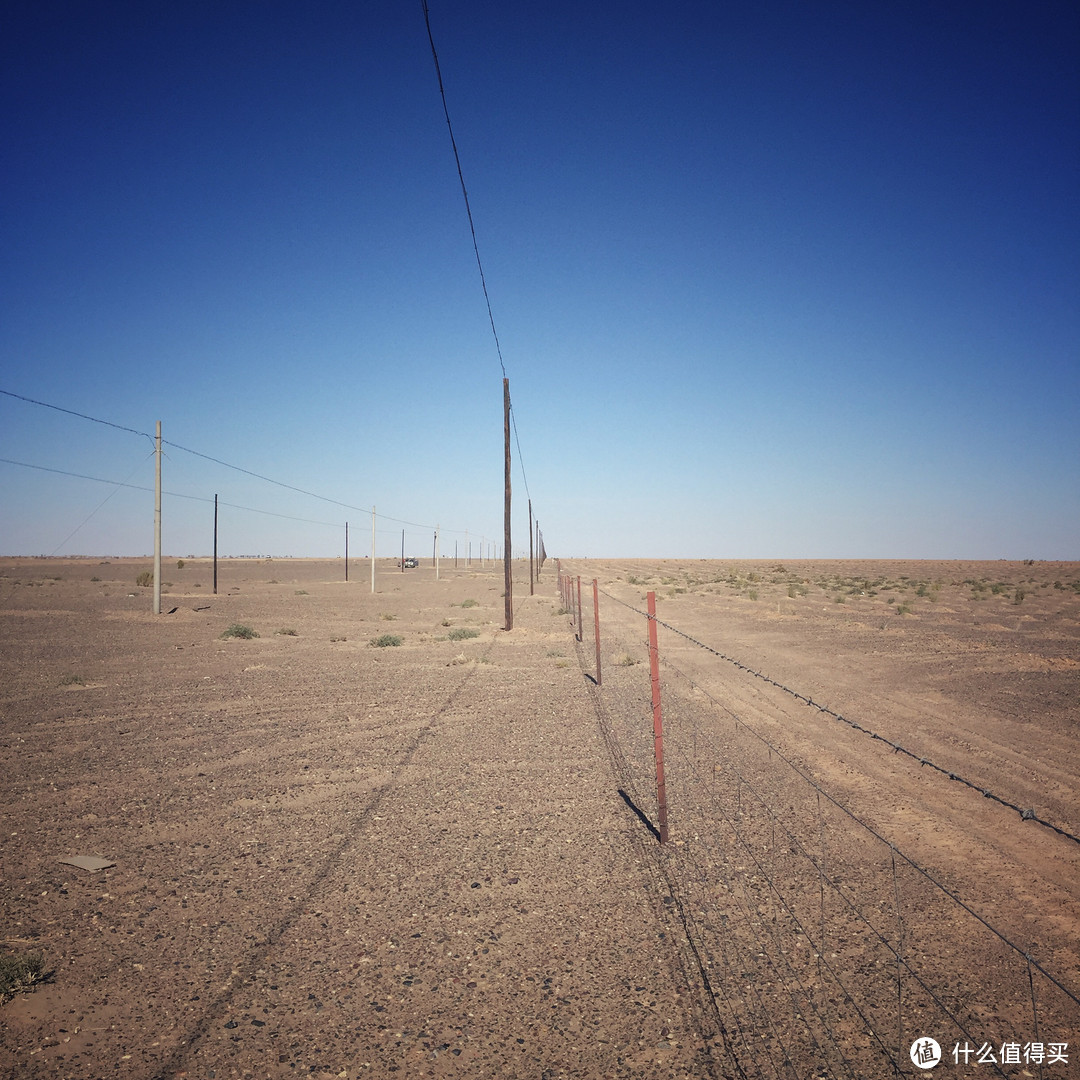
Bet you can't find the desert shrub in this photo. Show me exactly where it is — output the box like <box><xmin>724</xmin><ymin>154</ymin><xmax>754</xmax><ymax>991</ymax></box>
<box><xmin>747</xmin><ymin>589</ymin><xmax>758</xmax><ymax>601</ymax></box>
<box><xmin>371</xmin><ymin>634</ymin><xmax>403</xmax><ymax>648</ymax></box>
<box><xmin>221</xmin><ymin>624</ymin><xmax>259</xmax><ymax>639</ymax></box>
<box><xmin>447</xmin><ymin>627</ymin><xmax>480</xmax><ymax>641</ymax></box>
<box><xmin>616</xmin><ymin>653</ymin><xmax>639</xmax><ymax>667</ymax></box>
<box><xmin>276</xmin><ymin>627</ymin><xmax>298</xmax><ymax>636</ymax></box>
<box><xmin>0</xmin><ymin>952</ymin><xmax>46</xmax><ymax>1003</ymax></box>
<box><xmin>58</xmin><ymin>674</ymin><xmax>84</xmax><ymax>686</ymax></box>
<box><xmin>897</xmin><ymin>603</ymin><xmax>913</xmax><ymax>615</ymax></box>
<box><xmin>176</xmin><ymin>559</ymin><xmax>185</xmax><ymax>569</ymax></box>
<box><xmin>380</xmin><ymin>612</ymin><xmax>397</xmax><ymax>621</ymax></box>
<box><xmin>1013</xmin><ymin>588</ymin><xmax>1026</xmax><ymax>605</ymax></box>
<box><xmin>90</xmin><ymin>576</ymin><xmax>101</xmax><ymax>583</ymax></box>
<box><xmin>460</xmin><ymin>598</ymin><xmax>478</xmax><ymax>608</ymax></box>
<box><xmin>136</xmin><ymin>571</ymin><xmax>154</xmax><ymax>587</ymax></box>
<box><xmin>294</xmin><ymin>589</ymin><xmax>308</xmax><ymax>595</ymax></box>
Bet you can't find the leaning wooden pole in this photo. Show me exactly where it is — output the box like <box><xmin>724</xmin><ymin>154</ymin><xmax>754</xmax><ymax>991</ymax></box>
<box><xmin>503</xmin><ymin>378</ymin><xmax>513</xmax><ymax>631</ymax></box>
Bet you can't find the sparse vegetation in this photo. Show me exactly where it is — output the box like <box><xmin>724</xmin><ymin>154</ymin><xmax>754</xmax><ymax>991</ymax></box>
<box><xmin>459</xmin><ymin>598</ymin><xmax>478</xmax><ymax>608</ymax></box>
<box><xmin>371</xmin><ymin>634</ymin><xmax>403</xmax><ymax>648</ymax></box>
<box><xmin>59</xmin><ymin>673</ymin><xmax>84</xmax><ymax>686</ymax></box>
<box><xmin>380</xmin><ymin>612</ymin><xmax>397</xmax><ymax>621</ymax></box>
<box><xmin>616</xmin><ymin>653</ymin><xmax>639</xmax><ymax>667</ymax></box>
<box><xmin>447</xmin><ymin>628</ymin><xmax>480</xmax><ymax>641</ymax></box>
<box><xmin>176</xmin><ymin>559</ymin><xmax>185</xmax><ymax>569</ymax></box>
<box><xmin>276</xmin><ymin>627</ymin><xmax>298</xmax><ymax>636</ymax></box>
<box><xmin>294</xmin><ymin>590</ymin><xmax>308</xmax><ymax>595</ymax></box>
<box><xmin>221</xmin><ymin>624</ymin><xmax>259</xmax><ymax>639</ymax></box>
<box><xmin>136</xmin><ymin>571</ymin><xmax>154</xmax><ymax>587</ymax></box>
<box><xmin>0</xmin><ymin>952</ymin><xmax>47</xmax><ymax>1003</ymax></box>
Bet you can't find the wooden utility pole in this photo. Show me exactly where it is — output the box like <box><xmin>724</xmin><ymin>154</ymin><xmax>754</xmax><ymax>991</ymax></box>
<box><xmin>370</xmin><ymin>506</ymin><xmax>376</xmax><ymax>593</ymax></box>
<box><xmin>344</xmin><ymin>521</ymin><xmax>349</xmax><ymax>581</ymax></box>
<box><xmin>528</xmin><ymin>498</ymin><xmax>534</xmax><ymax>596</ymax></box>
<box><xmin>153</xmin><ymin>420</ymin><xmax>161</xmax><ymax>615</ymax></box>
<box><xmin>503</xmin><ymin>378</ymin><xmax>513</xmax><ymax>630</ymax></box>
<box><xmin>213</xmin><ymin>494</ymin><xmax>218</xmax><ymax>595</ymax></box>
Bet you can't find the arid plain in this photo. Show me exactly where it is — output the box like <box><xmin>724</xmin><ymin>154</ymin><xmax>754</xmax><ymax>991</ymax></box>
<box><xmin>1</xmin><ymin>555</ymin><xmax>1077</xmax><ymax>1079</ymax></box>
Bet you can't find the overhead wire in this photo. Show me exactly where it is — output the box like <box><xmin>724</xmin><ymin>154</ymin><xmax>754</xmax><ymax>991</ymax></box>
<box><xmin>0</xmin><ymin>390</ymin><xmax>485</xmax><ymax>537</ymax></box>
<box><xmin>419</xmin><ymin>1</ymin><xmax>533</xmax><ymax>507</ymax></box>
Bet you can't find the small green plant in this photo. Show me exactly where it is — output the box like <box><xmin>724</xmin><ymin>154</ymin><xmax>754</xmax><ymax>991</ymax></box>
<box><xmin>176</xmin><ymin>559</ymin><xmax>185</xmax><ymax>570</ymax></box>
<box><xmin>221</xmin><ymin>624</ymin><xmax>259</xmax><ymax>639</ymax></box>
<box><xmin>616</xmin><ymin>653</ymin><xmax>639</xmax><ymax>667</ymax></box>
<box><xmin>276</xmin><ymin>627</ymin><xmax>298</xmax><ymax>636</ymax></box>
<box><xmin>897</xmin><ymin>603</ymin><xmax>913</xmax><ymax>615</ymax></box>
<box><xmin>0</xmin><ymin>952</ymin><xmax>47</xmax><ymax>1003</ymax></box>
<box><xmin>447</xmin><ymin>627</ymin><xmax>480</xmax><ymax>641</ymax></box>
<box><xmin>59</xmin><ymin>673</ymin><xmax>84</xmax><ymax>686</ymax></box>
<box><xmin>747</xmin><ymin>589</ymin><xmax>758</xmax><ymax>601</ymax></box>
<box><xmin>90</xmin><ymin>576</ymin><xmax>101</xmax><ymax>582</ymax></box>
<box><xmin>380</xmin><ymin>612</ymin><xmax>397</xmax><ymax>621</ymax></box>
<box><xmin>1013</xmin><ymin>588</ymin><xmax>1026</xmax><ymax>605</ymax></box>
<box><xmin>294</xmin><ymin>589</ymin><xmax>308</xmax><ymax>595</ymax></box>
<box><xmin>460</xmin><ymin>598</ymin><xmax>478</xmax><ymax>608</ymax></box>
<box><xmin>371</xmin><ymin>634</ymin><xmax>403</xmax><ymax>648</ymax></box>
<box><xmin>136</xmin><ymin>571</ymin><xmax>154</xmax><ymax>587</ymax></box>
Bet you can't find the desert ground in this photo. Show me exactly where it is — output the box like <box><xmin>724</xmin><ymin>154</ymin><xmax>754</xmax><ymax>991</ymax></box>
<box><xmin>1</xmin><ymin>555</ymin><xmax>1077</xmax><ymax>1080</ymax></box>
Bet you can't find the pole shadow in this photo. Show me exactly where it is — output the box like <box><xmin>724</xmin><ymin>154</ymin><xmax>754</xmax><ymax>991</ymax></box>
<box><xmin>617</xmin><ymin>788</ymin><xmax>661</xmax><ymax>843</ymax></box>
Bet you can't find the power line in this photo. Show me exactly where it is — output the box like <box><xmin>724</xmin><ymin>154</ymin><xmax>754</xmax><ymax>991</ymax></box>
<box><xmin>420</xmin><ymin>0</ymin><xmax>506</xmax><ymax>382</ymax></box>
<box><xmin>419</xmin><ymin>4</ymin><xmax>534</xmax><ymax>507</ymax></box>
<box><xmin>1</xmin><ymin>389</ymin><xmax>485</xmax><ymax>536</ymax></box>
<box><xmin>0</xmin><ymin>388</ymin><xmax>154</xmax><ymax>443</ymax></box>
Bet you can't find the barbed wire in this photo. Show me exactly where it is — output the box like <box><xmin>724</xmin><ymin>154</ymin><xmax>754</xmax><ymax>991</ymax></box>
<box><xmin>576</xmin><ymin>587</ymin><xmax>1076</xmax><ymax>1076</ymax></box>
<box><xmin>598</xmin><ymin>586</ymin><xmax>1080</xmax><ymax>849</ymax></box>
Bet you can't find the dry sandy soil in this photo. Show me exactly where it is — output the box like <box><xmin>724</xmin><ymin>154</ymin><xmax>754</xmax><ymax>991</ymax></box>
<box><xmin>1</xmin><ymin>555</ymin><xmax>1077</xmax><ymax>1080</ymax></box>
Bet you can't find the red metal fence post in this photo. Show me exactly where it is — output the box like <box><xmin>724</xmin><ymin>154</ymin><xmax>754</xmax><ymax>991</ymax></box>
<box><xmin>647</xmin><ymin>591</ymin><xmax>669</xmax><ymax>844</ymax></box>
<box><xmin>576</xmin><ymin>576</ymin><xmax>583</xmax><ymax>641</ymax></box>
<box><xmin>592</xmin><ymin>577</ymin><xmax>602</xmax><ymax>686</ymax></box>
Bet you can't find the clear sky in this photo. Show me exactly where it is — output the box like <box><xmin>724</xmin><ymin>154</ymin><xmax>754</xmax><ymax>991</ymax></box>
<box><xmin>2</xmin><ymin>1</ymin><xmax>1077</xmax><ymax>559</ymax></box>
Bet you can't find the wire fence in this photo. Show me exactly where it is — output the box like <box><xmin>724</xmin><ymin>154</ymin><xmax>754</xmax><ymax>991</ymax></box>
<box><xmin>558</xmin><ymin>566</ymin><xmax>1079</xmax><ymax>1079</ymax></box>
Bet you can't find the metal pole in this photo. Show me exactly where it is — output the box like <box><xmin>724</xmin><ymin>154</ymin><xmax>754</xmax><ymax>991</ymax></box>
<box><xmin>371</xmin><ymin>506</ymin><xmax>376</xmax><ymax>594</ymax></box>
<box><xmin>528</xmin><ymin>498</ymin><xmax>534</xmax><ymax>596</ymax></box>
<box><xmin>647</xmin><ymin>591</ymin><xmax>669</xmax><ymax>844</ymax></box>
<box><xmin>576</xmin><ymin>575</ymin><xmax>583</xmax><ymax>641</ymax></box>
<box><xmin>435</xmin><ymin>525</ymin><xmax>440</xmax><ymax>580</ymax></box>
<box><xmin>593</xmin><ymin>578</ymin><xmax>602</xmax><ymax>686</ymax></box>
<box><xmin>401</xmin><ymin>529</ymin><xmax>405</xmax><ymax>572</ymax></box>
<box><xmin>503</xmin><ymin>378</ymin><xmax>513</xmax><ymax>631</ymax></box>
<box><xmin>345</xmin><ymin>521</ymin><xmax>349</xmax><ymax>581</ymax></box>
<box><xmin>153</xmin><ymin>420</ymin><xmax>161</xmax><ymax>615</ymax></box>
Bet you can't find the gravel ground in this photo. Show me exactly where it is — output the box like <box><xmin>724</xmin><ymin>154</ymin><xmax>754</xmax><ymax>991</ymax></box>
<box><xmin>1</xmin><ymin>558</ymin><xmax>717</xmax><ymax>1080</ymax></box>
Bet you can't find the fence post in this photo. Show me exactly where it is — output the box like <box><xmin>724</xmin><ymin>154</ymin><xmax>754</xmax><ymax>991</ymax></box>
<box><xmin>647</xmin><ymin>591</ymin><xmax>669</xmax><ymax>844</ymax></box>
<box><xmin>576</xmin><ymin>575</ymin><xmax>583</xmax><ymax>641</ymax></box>
<box><xmin>593</xmin><ymin>578</ymin><xmax>602</xmax><ymax>686</ymax></box>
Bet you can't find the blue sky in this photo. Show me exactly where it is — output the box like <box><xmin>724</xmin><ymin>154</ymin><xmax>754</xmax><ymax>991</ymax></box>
<box><xmin>2</xmin><ymin>1</ymin><xmax>1077</xmax><ymax>559</ymax></box>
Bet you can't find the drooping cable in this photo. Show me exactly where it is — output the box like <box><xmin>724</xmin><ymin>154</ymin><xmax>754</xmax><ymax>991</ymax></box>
<box><xmin>420</xmin><ymin>0</ymin><xmax>506</xmax><ymax>381</ymax></box>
